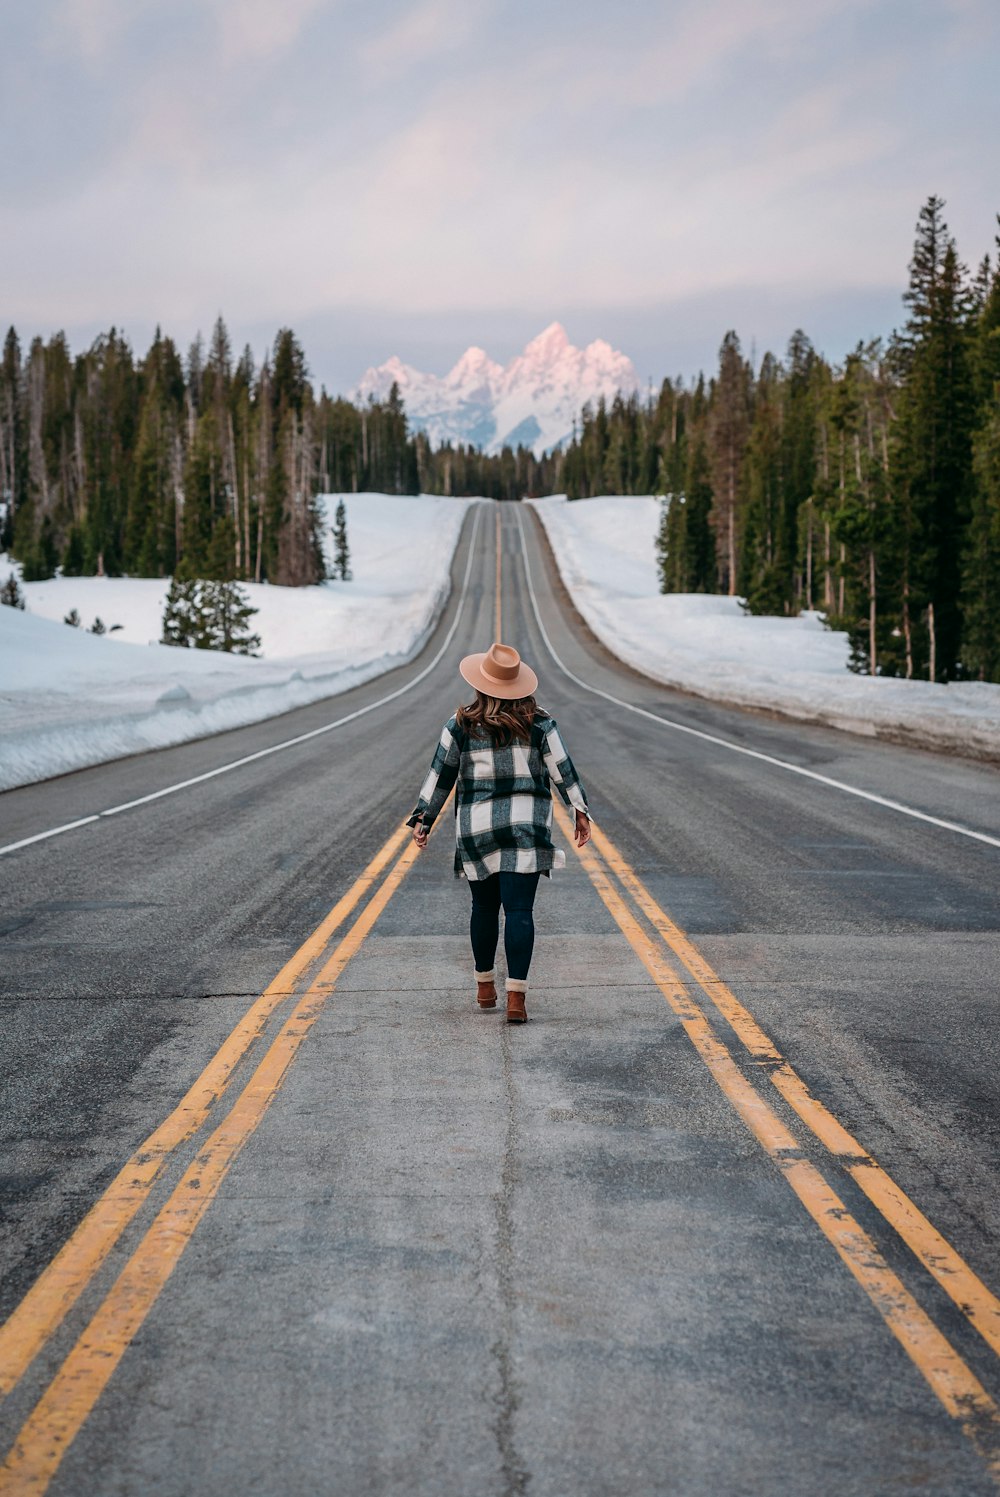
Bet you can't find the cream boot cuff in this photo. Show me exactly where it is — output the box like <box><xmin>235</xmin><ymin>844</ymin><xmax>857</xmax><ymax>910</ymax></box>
<box><xmin>505</xmin><ymin>978</ymin><xmax>528</xmax><ymax>993</ymax></box>
<box><xmin>475</xmin><ymin>969</ymin><xmax>496</xmax><ymax>982</ymax></box>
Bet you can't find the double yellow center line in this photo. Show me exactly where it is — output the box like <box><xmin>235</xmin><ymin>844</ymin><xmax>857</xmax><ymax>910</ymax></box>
<box><xmin>0</xmin><ymin>809</ymin><xmax>444</xmax><ymax>1494</ymax></box>
<box><xmin>552</xmin><ymin>798</ymin><xmax>1000</xmax><ymax>1482</ymax></box>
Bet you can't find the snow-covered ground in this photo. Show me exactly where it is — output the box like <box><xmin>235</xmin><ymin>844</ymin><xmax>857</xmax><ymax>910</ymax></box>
<box><xmin>0</xmin><ymin>494</ymin><xmax>473</xmax><ymax>791</ymax></box>
<box><xmin>531</xmin><ymin>495</ymin><xmax>1000</xmax><ymax>759</ymax></box>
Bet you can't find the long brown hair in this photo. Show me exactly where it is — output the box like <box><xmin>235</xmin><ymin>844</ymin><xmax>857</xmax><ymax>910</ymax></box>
<box><xmin>457</xmin><ymin>690</ymin><xmax>538</xmax><ymax>745</ymax></box>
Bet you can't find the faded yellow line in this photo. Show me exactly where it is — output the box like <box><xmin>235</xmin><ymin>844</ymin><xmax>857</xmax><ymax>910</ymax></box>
<box><xmin>0</xmin><ymin>808</ymin><xmax>440</xmax><ymax>1496</ymax></box>
<box><xmin>0</xmin><ymin>820</ymin><xmax>410</xmax><ymax>1403</ymax></box>
<box><xmin>553</xmin><ymin>800</ymin><xmax>1000</xmax><ymax>1480</ymax></box>
<box><xmin>584</xmin><ymin>814</ymin><xmax>1000</xmax><ymax>1365</ymax></box>
<box><xmin>495</xmin><ymin>504</ymin><xmax>502</xmax><ymax>640</ymax></box>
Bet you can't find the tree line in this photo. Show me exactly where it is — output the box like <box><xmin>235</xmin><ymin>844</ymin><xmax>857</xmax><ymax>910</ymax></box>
<box><xmin>0</xmin><ymin>315</ymin><xmax>559</xmax><ymax>587</ymax></box>
<box><xmin>563</xmin><ymin>198</ymin><xmax>1000</xmax><ymax>684</ymax></box>
<box><xmin>0</xmin><ymin>320</ymin><xmax>418</xmax><ymax>589</ymax></box>
<box><xmin>3</xmin><ymin>196</ymin><xmax>998</xmax><ymax>681</ymax></box>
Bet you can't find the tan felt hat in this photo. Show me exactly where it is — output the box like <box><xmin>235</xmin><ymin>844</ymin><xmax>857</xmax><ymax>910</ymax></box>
<box><xmin>459</xmin><ymin>641</ymin><xmax>538</xmax><ymax>700</ymax></box>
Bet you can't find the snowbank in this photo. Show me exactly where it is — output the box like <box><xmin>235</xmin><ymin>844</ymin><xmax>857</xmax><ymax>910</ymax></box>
<box><xmin>0</xmin><ymin>494</ymin><xmax>472</xmax><ymax>790</ymax></box>
<box><xmin>530</xmin><ymin>495</ymin><xmax>1000</xmax><ymax>760</ymax></box>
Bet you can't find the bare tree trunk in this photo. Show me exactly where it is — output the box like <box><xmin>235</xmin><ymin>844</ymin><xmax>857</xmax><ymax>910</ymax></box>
<box><xmin>805</xmin><ymin>500</ymin><xmax>813</xmax><ymax>610</ymax></box>
<box><xmin>74</xmin><ymin>411</ymin><xmax>87</xmax><ymax>524</ymax></box>
<box><xmin>868</xmin><ymin>549</ymin><xmax>876</xmax><ymax>676</ymax></box>
<box><xmin>226</xmin><ymin>410</ymin><xmax>239</xmax><ymax>577</ymax></box>
<box><xmin>255</xmin><ymin>367</ymin><xmax>271</xmax><ymax>585</ymax></box>
<box><xmin>927</xmin><ymin>602</ymin><xmax>936</xmax><ymax>683</ymax></box>
<box><xmin>838</xmin><ymin>544</ymin><xmax>845</xmax><ymax>615</ymax></box>
<box><xmin>818</xmin><ymin>420</ymin><xmax>832</xmax><ymax>608</ymax></box>
<box><xmin>172</xmin><ymin>428</ymin><xmax>184</xmax><ymax>566</ymax></box>
<box><xmin>902</xmin><ymin>575</ymin><xmax>913</xmax><ymax>679</ymax></box>
<box><xmin>27</xmin><ymin>350</ymin><xmax>49</xmax><ymax>511</ymax></box>
<box><xmin>243</xmin><ymin>448</ymin><xmax>251</xmax><ymax>582</ymax></box>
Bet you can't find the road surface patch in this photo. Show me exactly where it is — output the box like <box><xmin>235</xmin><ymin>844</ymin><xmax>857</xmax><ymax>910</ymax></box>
<box><xmin>0</xmin><ymin>810</ymin><xmax>441</xmax><ymax>1493</ymax></box>
<box><xmin>552</xmin><ymin>797</ymin><xmax>1000</xmax><ymax>1483</ymax></box>
<box><xmin>584</xmin><ymin>808</ymin><xmax>1000</xmax><ymax>1365</ymax></box>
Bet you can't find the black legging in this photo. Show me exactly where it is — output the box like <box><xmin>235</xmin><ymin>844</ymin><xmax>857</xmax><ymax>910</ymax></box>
<box><xmin>469</xmin><ymin>871</ymin><xmax>541</xmax><ymax>982</ymax></box>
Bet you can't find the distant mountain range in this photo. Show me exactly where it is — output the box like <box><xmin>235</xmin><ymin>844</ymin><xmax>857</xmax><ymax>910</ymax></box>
<box><xmin>353</xmin><ymin>322</ymin><xmax>641</xmax><ymax>458</ymax></box>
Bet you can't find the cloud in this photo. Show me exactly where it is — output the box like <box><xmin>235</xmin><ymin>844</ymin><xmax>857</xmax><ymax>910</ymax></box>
<box><xmin>5</xmin><ymin>0</ymin><xmax>999</xmax><ymax>377</ymax></box>
<box><xmin>360</xmin><ymin>0</ymin><xmax>487</xmax><ymax>81</ymax></box>
<box><xmin>51</xmin><ymin>0</ymin><xmax>154</xmax><ymax>62</ymax></box>
<box><xmin>210</xmin><ymin>0</ymin><xmax>332</xmax><ymax>64</ymax></box>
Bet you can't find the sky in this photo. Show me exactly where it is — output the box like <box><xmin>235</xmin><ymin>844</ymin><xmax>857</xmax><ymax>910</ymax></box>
<box><xmin>2</xmin><ymin>0</ymin><xmax>999</xmax><ymax>393</ymax></box>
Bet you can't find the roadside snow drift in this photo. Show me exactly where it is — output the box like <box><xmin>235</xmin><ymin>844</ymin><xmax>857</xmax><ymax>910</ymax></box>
<box><xmin>0</xmin><ymin>494</ymin><xmax>472</xmax><ymax>791</ymax></box>
<box><xmin>531</xmin><ymin>495</ymin><xmax>1000</xmax><ymax>760</ymax></box>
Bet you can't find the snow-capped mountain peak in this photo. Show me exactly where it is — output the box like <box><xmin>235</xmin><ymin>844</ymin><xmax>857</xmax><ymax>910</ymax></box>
<box><xmin>446</xmin><ymin>345</ymin><xmax>504</xmax><ymax>397</ymax></box>
<box><xmin>523</xmin><ymin>320</ymin><xmax>571</xmax><ymax>361</ymax></box>
<box><xmin>353</xmin><ymin>326</ymin><xmax>640</xmax><ymax>457</ymax></box>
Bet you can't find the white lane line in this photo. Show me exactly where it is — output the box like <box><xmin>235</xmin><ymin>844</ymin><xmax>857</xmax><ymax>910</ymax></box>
<box><xmin>514</xmin><ymin>507</ymin><xmax>1000</xmax><ymax>853</ymax></box>
<box><xmin>0</xmin><ymin>505</ymin><xmax>485</xmax><ymax>858</ymax></box>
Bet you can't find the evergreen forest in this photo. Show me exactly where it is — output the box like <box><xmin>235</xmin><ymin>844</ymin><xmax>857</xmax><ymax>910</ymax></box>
<box><xmin>2</xmin><ymin>197</ymin><xmax>998</xmax><ymax>681</ymax></box>
<box><xmin>571</xmin><ymin>198</ymin><xmax>1000</xmax><ymax>684</ymax></box>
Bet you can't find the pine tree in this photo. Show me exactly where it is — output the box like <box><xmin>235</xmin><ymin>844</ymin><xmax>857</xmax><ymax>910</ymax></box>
<box><xmin>682</xmin><ymin>429</ymin><xmax>716</xmax><ymax>591</ymax></box>
<box><xmin>201</xmin><ymin>579</ymin><xmax>261</xmax><ymax>654</ymax></box>
<box><xmin>827</xmin><ymin>346</ymin><xmax>896</xmax><ymax>674</ymax></box>
<box><xmin>160</xmin><ymin>576</ymin><xmax>260</xmax><ymax>652</ymax></box>
<box><xmin>656</xmin><ymin>496</ymin><xmax>680</xmax><ymax>592</ymax></box>
<box><xmin>161</xmin><ymin>578</ymin><xmax>207</xmax><ymax>647</ymax></box>
<box><xmin>890</xmin><ymin>198</ymin><xmax>976</xmax><ymax>680</ymax></box>
<box><xmin>0</xmin><ymin>328</ymin><xmax>24</xmax><ymax>553</ymax></box>
<box><xmin>61</xmin><ymin>524</ymin><xmax>87</xmax><ymax>575</ymax></box>
<box><xmin>1</xmin><ymin>571</ymin><xmax>25</xmax><ymax>608</ymax></box>
<box><xmin>270</xmin><ymin>329</ymin><xmax>324</xmax><ymax>586</ymax></box>
<box><xmin>741</xmin><ymin>353</ymin><xmax>786</xmax><ymax>613</ymax></box>
<box><xmin>961</xmin><ymin>222</ymin><xmax>1000</xmax><ymax>679</ymax></box>
<box><xmin>708</xmin><ymin>332</ymin><xmax>751</xmax><ymax>594</ymax></box>
<box><xmin>331</xmin><ymin>498</ymin><xmax>351</xmax><ymax>580</ymax></box>
<box><xmin>64</xmin><ymin>607</ymin><xmax>81</xmax><ymax>627</ymax></box>
<box><xmin>124</xmin><ymin>329</ymin><xmax>185</xmax><ymax>576</ymax></box>
<box><xmin>89</xmin><ymin>616</ymin><xmax>106</xmax><ymax>635</ymax></box>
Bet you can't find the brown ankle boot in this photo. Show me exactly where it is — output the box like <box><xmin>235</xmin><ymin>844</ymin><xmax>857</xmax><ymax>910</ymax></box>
<box><xmin>476</xmin><ymin>974</ymin><xmax>497</xmax><ymax>1008</ymax></box>
<box><xmin>506</xmin><ymin>989</ymin><xmax>527</xmax><ymax>1023</ymax></box>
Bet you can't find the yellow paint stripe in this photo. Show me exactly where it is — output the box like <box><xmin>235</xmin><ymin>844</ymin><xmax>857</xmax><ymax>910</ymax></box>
<box><xmin>495</xmin><ymin>504</ymin><xmax>502</xmax><ymax>640</ymax></box>
<box><xmin>553</xmin><ymin>801</ymin><xmax>1000</xmax><ymax>1478</ymax></box>
<box><xmin>0</xmin><ymin>820</ymin><xmax>410</xmax><ymax>1401</ymax></box>
<box><xmin>584</xmin><ymin>814</ymin><xmax>1000</xmax><ymax>1365</ymax></box>
<box><xmin>0</xmin><ymin>810</ymin><xmax>438</xmax><ymax>1496</ymax></box>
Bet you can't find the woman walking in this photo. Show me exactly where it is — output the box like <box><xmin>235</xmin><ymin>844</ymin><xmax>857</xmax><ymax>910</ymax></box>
<box><xmin>407</xmin><ymin>641</ymin><xmax>590</xmax><ymax>1023</ymax></box>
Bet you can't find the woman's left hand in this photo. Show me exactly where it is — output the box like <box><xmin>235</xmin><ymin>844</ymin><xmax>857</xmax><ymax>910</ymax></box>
<box><xmin>574</xmin><ymin>810</ymin><xmax>591</xmax><ymax>848</ymax></box>
<box><xmin>412</xmin><ymin>822</ymin><xmax>430</xmax><ymax>849</ymax></box>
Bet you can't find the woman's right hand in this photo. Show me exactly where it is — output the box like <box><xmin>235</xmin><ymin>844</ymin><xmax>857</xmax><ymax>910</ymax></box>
<box><xmin>412</xmin><ymin>822</ymin><xmax>429</xmax><ymax>849</ymax></box>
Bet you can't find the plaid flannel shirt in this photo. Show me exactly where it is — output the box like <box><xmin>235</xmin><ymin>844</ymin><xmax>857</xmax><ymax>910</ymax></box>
<box><xmin>407</xmin><ymin>713</ymin><xmax>589</xmax><ymax>880</ymax></box>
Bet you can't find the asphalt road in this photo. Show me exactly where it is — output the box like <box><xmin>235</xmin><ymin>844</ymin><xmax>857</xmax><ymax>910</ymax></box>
<box><xmin>1</xmin><ymin>500</ymin><xmax>999</xmax><ymax>1497</ymax></box>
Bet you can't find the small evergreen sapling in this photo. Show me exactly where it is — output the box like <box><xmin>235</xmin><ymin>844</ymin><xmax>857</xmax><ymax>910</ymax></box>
<box><xmin>331</xmin><ymin>499</ymin><xmax>352</xmax><ymax>580</ymax></box>
<box><xmin>160</xmin><ymin>577</ymin><xmax>260</xmax><ymax>654</ymax></box>
<box><xmin>202</xmin><ymin>580</ymin><xmax>262</xmax><ymax>655</ymax></box>
<box><xmin>161</xmin><ymin>579</ymin><xmax>208</xmax><ymax>648</ymax></box>
<box><xmin>1</xmin><ymin>573</ymin><xmax>26</xmax><ymax>609</ymax></box>
<box><xmin>89</xmin><ymin>617</ymin><xmax>107</xmax><ymax>635</ymax></box>
<box><xmin>64</xmin><ymin>608</ymin><xmax>81</xmax><ymax>627</ymax></box>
